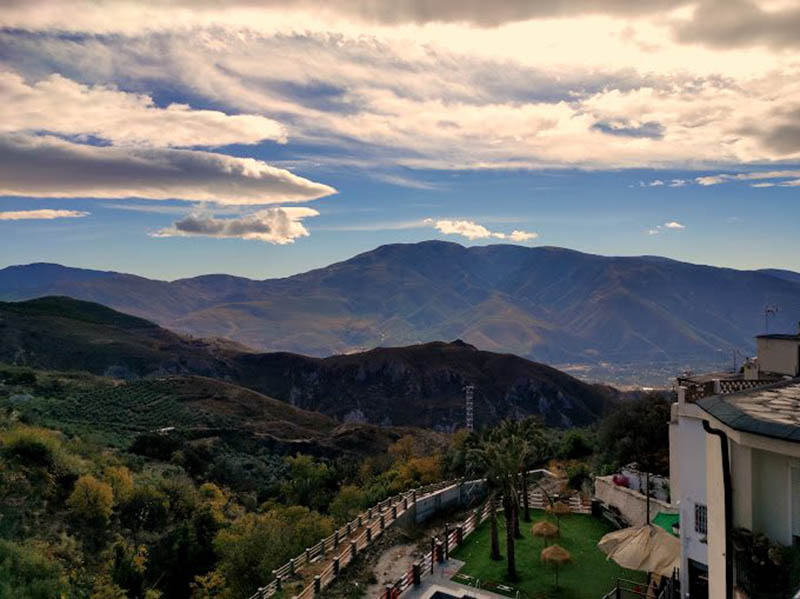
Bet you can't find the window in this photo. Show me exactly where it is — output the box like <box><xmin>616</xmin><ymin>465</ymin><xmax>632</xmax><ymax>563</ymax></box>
<box><xmin>695</xmin><ymin>503</ymin><xmax>708</xmax><ymax>535</ymax></box>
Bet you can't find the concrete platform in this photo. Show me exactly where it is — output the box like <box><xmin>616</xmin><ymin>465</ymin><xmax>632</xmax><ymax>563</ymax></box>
<box><xmin>401</xmin><ymin>559</ymin><xmax>510</xmax><ymax>599</ymax></box>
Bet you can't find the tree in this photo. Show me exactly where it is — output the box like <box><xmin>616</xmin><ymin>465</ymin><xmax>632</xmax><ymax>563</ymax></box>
<box><xmin>214</xmin><ymin>505</ymin><xmax>332</xmax><ymax>598</ymax></box>
<box><xmin>67</xmin><ymin>475</ymin><xmax>114</xmax><ymax>526</ymax></box>
<box><xmin>330</xmin><ymin>485</ymin><xmax>365</xmax><ymax>524</ymax></box>
<box><xmin>279</xmin><ymin>454</ymin><xmax>331</xmax><ymax>511</ymax></box>
<box><xmin>598</xmin><ymin>392</ymin><xmax>671</xmax><ymax>475</ymax></box>
<box><xmin>104</xmin><ymin>466</ymin><xmax>133</xmax><ymax>504</ymax></box>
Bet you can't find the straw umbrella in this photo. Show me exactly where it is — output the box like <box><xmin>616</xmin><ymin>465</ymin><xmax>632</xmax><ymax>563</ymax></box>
<box><xmin>531</xmin><ymin>521</ymin><xmax>559</xmax><ymax>547</ymax></box>
<box><xmin>546</xmin><ymin>501</ymin><xmax>571</xmax><ymax>532</ymax></box>
<box><xmin>541</xmin><ymin>545</ymin><xmax>572</xmax><ymax>589</ymax></box>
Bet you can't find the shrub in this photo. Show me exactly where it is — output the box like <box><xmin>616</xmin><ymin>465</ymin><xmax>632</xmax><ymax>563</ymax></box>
<box><xmin>2</xmin><ymin>425</ymin><xmax>62</xmax><ymax>468</ymax></box>
<box><xmin>67</xmin><ymin>475</ymin><xmax>115</xmax><ymax>525</ymax></box>
<box><xmin>0</xmin><ymin>539</ymin><xmax>67</xmax><ymax>599</ymax></box>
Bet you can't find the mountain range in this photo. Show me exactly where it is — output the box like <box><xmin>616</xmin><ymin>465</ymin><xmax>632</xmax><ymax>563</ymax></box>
<box><xmin>0</xmin><ymin>296</ymin><xmax>613</xmax><ymax>429</ymax></box>
<box><xmin>2</xmin><ymin>241</ymin><xmax>799</xmax><ymax>371</ymax></box>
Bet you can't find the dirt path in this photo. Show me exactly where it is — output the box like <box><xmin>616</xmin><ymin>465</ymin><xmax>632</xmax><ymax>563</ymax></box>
<box><xmin>364</xmin><ymin>542</ymin><xmax>422</xmax><ymax>598</ymax></box>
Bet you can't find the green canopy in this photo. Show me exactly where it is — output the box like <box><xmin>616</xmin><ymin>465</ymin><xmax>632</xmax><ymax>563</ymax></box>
<box><xmin>652</xmin><ymin>512</ymin><xmax>679</xmax><ymax>537</ymax></box>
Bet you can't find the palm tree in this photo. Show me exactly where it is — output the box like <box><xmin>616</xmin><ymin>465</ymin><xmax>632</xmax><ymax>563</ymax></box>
<box><xmin>468</xmin><ymin>438</ymin><xmax>503</xmax><ymax>561</ymax></box>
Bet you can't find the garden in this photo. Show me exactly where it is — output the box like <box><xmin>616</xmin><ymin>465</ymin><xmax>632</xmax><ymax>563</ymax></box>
<box><xmin>451</xmin><ymin>510</ymin><xmax>646</xmax><ymax>598</ymax></box>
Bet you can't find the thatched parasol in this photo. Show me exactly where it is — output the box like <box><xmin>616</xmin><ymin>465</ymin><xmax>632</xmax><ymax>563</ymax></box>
<box><xmin>540</xmin><ymin>545</ymin><xmax>572</xmax><ymax>588</ymax></box>
<box><xmin>531</xmin><ymin>521</ymin><xmax>559</xmax><ymax>547</ymax></box>
<box><xmin>598</xmin><ymin>524</ymin><xmax>680</xmax><ymax>577</ymax></box>
<box><xmin>546</xmin><ymin>501</ymin><xmax>571</xmax><ymax>531</ymax></box>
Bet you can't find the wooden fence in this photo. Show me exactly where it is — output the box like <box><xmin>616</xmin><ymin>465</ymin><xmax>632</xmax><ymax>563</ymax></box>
<box><xmin>246</xmin><ymin>479</ymin><xmax>467</xmax><ymax>599</ymax></box>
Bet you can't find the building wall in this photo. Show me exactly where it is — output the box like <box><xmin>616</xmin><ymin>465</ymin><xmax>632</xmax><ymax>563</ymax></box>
<box><xmin>673</xmin><ymin>413</ymin><xmax>709</xmax><ymax>595</ymax></box>
<box><xmin>730</xmin><ymin>443</ymin><xmax>753</xmax><ymax>530</ymax></box>
<box><xmin>752</xmin><ymin>448</ymin><xmax>792</xmax><ymax>545</ymax></box>
<box><xmin>706</xmin><ymin>431</ymin><xmax>727</xmax><ymax>599</ymax></box>
<box><xmin>756</xmin><ymin>337</ymin><xmax>800</xmax><ymax>376</ymax></box>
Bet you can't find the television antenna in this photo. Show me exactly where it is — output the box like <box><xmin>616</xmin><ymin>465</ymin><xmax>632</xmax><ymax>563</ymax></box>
<box><xmin>764</xmin><ymin>304</ymin><xmax>779</xmax><ymax>333</ymax></box>
<box><xmin>464</xmin><ymin>384</ymin><xmax>475</xmax><ymax>432</ymax></box>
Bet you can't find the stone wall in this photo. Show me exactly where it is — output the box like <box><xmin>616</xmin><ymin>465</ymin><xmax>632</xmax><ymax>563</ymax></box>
<box><xmin>595</xmin><ymin>475</ymin><xmax>675</xmax><ymax>527</ymax></box>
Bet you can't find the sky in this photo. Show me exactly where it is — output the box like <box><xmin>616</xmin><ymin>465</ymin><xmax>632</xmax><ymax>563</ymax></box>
<box><xmin>1</xmin><ymin>0</ymin><xmax>799</xmax><ymax>280</ymax></box>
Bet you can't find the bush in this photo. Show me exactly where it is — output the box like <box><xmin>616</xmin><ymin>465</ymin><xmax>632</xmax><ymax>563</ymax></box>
<box><xmin>0</xmin><ymin>539</ymin><xmax>67</xmax><ymax>599</ymax></box>
<box><xmin>2</xmin><ymin>425</ymin><xmax>62</xmax><ymax>468</ymax></box>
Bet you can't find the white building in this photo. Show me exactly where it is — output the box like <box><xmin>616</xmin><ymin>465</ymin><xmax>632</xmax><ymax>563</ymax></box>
<box><xmin>670</xmin><ymin>334</ymin><xmax>800</xmax><ymax>599</ymax></box>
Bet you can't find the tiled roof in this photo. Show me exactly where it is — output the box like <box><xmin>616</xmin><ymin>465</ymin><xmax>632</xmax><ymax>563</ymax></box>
<box><xmin>697</xmin><ymin>379</ymin><xmax>800</xmax><ymax>442</ymax></box>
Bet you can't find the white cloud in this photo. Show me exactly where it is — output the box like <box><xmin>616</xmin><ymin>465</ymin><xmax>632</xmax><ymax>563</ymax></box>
<box><xmin>664</xmin><ymin>221</ymin><xmax>685</xmax><ymax>229</ymax></box>
<box><xmin>424</xmin><ymin>218</ymin><xmax>538</xmax><ymax>242</ymax></box>
<box><xmin>0</xmin><ymin>209</ymin><xmax>89</xmax><ymax>220</ymax></box>
<box><xmin>0</xmin><ymin>71</ymin><xmax>287</xmax><ymax>147</ymax></box>
<box><xmin>152</xmin><ymin>207</ymin><xmax>319</xmax><ymax>243</ymax></box>
<box><xmin>647</xmin><ymin>228</ymin><xmax>660</xmax><ymax>235</ymax></box>
<box><xmin>3</xmin><ymin>12</ymin><xmax>800</xmax><ymax>172</ymax></box>
<box><xmin>0</xmin><ymin>134</ymin><xmax>336</xmax><ymax>205</ymax></box>
<box><xmin>695</xmin><ymin>170</ymin><xmax>800</xmax><ymax>186</ymax></box>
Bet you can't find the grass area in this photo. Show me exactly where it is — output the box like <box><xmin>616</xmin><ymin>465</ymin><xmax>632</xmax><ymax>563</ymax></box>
<box><xmin>450</xmin><ymin>510</ymin><xmax>646</xmax><ymax>599</ymax></box>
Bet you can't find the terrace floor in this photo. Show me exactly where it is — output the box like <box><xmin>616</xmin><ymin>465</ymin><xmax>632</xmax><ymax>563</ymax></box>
<box><xmin>449</xmin><ymin>510</ymin><xmax>647</xmax><ymax>599</ymax></box>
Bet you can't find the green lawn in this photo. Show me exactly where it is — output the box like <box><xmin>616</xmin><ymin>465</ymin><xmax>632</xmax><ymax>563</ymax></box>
<box><xmin>450</xmin><ymin>510</ymin><xmax>647</xmax><ymax>599</ymax></box>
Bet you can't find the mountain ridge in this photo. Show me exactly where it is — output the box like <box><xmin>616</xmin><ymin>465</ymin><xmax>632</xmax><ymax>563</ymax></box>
<box><xmin>3</xmin><ymin>241</ymin><xmax>800</xmax><ymax>368</ymax></box>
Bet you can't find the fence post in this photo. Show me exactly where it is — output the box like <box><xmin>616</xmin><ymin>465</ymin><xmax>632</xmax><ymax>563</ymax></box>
<box><xmin>305</xmin><ymin>548</ymin><xmax>311</xmax><ymax>563</ymax></box>
<box><xmin>334</xmin><ymin>530</ymin><xmax>339</xmax><ymax>547</ymax></box>
<box><xmin>380</xmin><ymin>514</ymin><xmax>385</xmax><ymax>530</ymax></box>
<box><xmin>456</xmin><ymin>525</ymin><xmax>464</xmax><ymax>545</ymax></box>
<box><xmin>444</xmin><ymin>523</ymin><xmax>450</xmax><ymax>559</ymax></box>
<box><xmin>366</xmin><ymin>527</ymin><xmax>372</xmax><ymax>543</ymax></box>
<box><xmin>358</xmin><ymin>515</ymin><xmax>363</xmax><ymax>527</ymax></box>
<box><xmin>351</xmin><ymin>540</ymin><xmax>357</xmax><ymax>560</ymax></box>
<box><xmin>320</xmin><ymin>539</ymin><xmax>326</xmax><ymax>557</ymax></box>
<box><xmin>347</xmin><ymin>522</ymin><xmax>352</xmax><ymax>536</ymax></box>
<box><xmin>273</xmin><ymin>573</ymin><xmax>282</xmax><ymax>592</ymax></box>
<box><xmin>392</xmin><ymin>505</ymin><xmax>397</xmax><ymax>520</ymax></box>
<box><xmin>290</xmin><ymin>558</ymin><xmax>295</xmax><ymax>575</ymax></box>
<box><xmin>333</xmin><ymin>557</ymin><xmax>340</xmax><ymax>577</ymax></box>
<box><xmin>430</xmin><ymin>537</ymin><xmax>436</xmax><ymax>573</ymax></box>
<box><xmin>368</xmin><ymin>508</ymin><xmax>373</xmax><ymax>519</ymax></box>
<box><xmin>413</xmin><ymin>562</ymin><xmax>421</xmax><ymax>586</ymax></box>
<box><xmin>385</xmin><ymin>585</ymin><xmax>392</xmax><ymax>599</ymax></box>
<box><xmin>404</xmin><ymin>496</ymin><xmax>408</xmax><ymax>510</ymax></box>
<box><xmin>313</xmin><ymin>575</ymin><xmax>321</xmax><ymax>596</ymax></box>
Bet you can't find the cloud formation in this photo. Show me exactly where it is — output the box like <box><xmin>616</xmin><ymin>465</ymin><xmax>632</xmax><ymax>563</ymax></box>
<box><xmin>0</xmin><ymin>209</ymin><xmax>89</xmax><ymax>220</ymax></box>
<box><xmin>648</xmin><ymin>221</ymin><xmax>686</xmax><ymax>235</ymax></box>
<box><xmin>152</xmin><ymin>207</ymin><xmax>319</xmax><ymax>243</ymax></box>
<box><xmin>424</xmin><ymin>218</ymin><xmax>537</xmax><ymax>242</ymax></box>
<box><xmin>0</xmin><ymin>134</ymin><xmax>336</xmax><ymax>205</ymax></box>
<box><xmin>0</xmin><ymin>71</ymin><xmax>287</xmax><ymax>147</ymax></box>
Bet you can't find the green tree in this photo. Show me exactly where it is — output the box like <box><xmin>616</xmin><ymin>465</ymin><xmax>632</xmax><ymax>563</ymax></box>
<box><xmin>330</xmin><ymin>485</ymin><xmax>365</xmax><ymax>524</ymax></box>
<box><xmin>214</xmin><ymin>505</ymin><xmax>333</xmax><ymax>598</ymax></box>
<box><xmin>597</xmin><ymin>392</ymin><xmax>671</xmax><ymax>475</ymax></box>
<box><xmin>279</xmin><ymin>454</ymin><xmax>331</xmax><ymax>511</ymax></box>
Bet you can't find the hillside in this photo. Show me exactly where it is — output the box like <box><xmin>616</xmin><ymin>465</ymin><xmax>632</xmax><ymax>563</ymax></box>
<box><xmin>0</xmin><ymin>296</ymin><xmax>238</xmax><ymax>378</ymax></box>
<box><xmin>0</xmin><ymin>297</ymin><xmax>612</xmax><ymax>429</ymax></box>
<box><xmin>3</xmin><ymin>242</ymin><xmax>800</xmax><ymax>373</ymax></box>
<box><xmin>234</xmin><ymin>340</ymin><xmax>615</xmax><ymax>429</ymax></box>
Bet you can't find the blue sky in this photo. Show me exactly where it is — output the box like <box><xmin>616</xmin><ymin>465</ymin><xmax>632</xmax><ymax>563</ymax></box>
<box><xmin>1</xmin><ymin>1</ymin><xmax>799</xmax><ymax>280</ymax></box>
